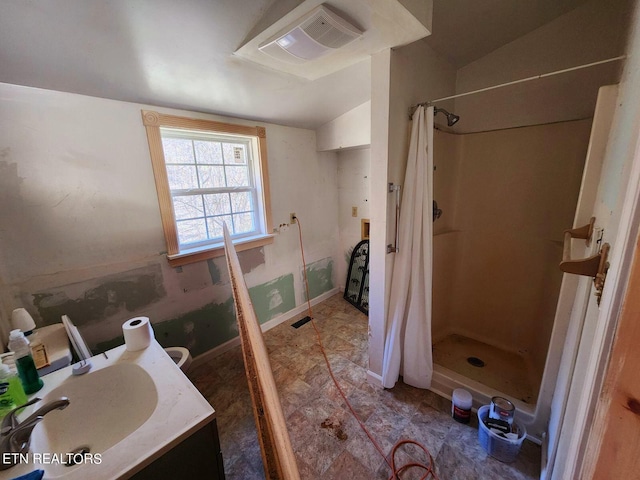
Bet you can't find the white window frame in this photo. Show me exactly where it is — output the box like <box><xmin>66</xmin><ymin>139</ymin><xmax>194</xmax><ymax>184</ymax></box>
<box><xmin>142</xmin><ymin>110</ymin><xmax>273</xmax><ymax>267</ymax></box>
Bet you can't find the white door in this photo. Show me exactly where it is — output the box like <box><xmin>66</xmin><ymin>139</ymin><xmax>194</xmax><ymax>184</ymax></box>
<box><xmin>542</xmin><ymin>84</ymin><xmax>619</xmax><ymax>480</ymax></box>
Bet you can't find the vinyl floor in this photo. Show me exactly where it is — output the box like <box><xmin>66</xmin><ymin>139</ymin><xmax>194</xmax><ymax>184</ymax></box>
<box><xmin>191</xmin><ymin>294</ymin><xmax>541</xmax><ymax>479</ymax></box>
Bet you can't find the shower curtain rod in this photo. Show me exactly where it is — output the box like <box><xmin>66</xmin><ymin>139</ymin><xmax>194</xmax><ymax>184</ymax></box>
<box><xmin>412</xmin><ymin>55</ymin><xmax>626</xmax><ymax>110</ymax></box>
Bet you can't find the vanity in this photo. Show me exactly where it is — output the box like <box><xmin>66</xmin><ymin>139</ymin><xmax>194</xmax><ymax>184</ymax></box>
<box><xmin>0</xmin><ymin>341</ymin><xmax>224</xmax><ymax>479</ymax></box>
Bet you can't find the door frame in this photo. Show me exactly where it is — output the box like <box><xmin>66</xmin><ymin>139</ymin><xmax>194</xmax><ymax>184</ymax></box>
<box><xmin>542</xmin><ymin>85</ymin><xmax>618</xmax><ymax>479</ymax></box>
<box><xmin>551</xmin><ymin>98</ymin><xmax>640</xmax><ymax>477</ymax></box>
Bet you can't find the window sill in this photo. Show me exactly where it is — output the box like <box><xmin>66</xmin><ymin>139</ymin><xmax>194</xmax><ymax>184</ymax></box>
<box><xmin>167</xmin><ymin>234</ymin><xmax>275</xmax><ymax>267</ymax></box>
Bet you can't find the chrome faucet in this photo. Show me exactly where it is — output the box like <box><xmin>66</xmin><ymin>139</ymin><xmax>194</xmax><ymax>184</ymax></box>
<box><xmin>0</xmin><ymin>397</ymin><xmax>70</xmax><ymax>470</ymax></box>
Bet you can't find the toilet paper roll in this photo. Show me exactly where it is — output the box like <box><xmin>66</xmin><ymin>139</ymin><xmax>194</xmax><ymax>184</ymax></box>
<box><xmin>123</xmin><ymin>316</ymin><xmax>155</xmax><ymax>352</ymax></box>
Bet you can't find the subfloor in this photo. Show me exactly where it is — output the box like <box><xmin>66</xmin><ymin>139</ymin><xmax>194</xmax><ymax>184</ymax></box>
<box><xmin>432</xmin><ymin>334</ymin><xmax>538</xmax><ymax>404</ymax></box>
<box><xmin>191</xmin><ymin>294</ymin><xmax>540</xmax><ymax>479</ymax></box>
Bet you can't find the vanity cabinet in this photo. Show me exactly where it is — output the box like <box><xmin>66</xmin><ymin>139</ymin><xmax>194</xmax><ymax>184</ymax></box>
<box><xmin>130</xmin><ymin>419</ymin><xmax>225</xmax><ymax>479</ymax></box>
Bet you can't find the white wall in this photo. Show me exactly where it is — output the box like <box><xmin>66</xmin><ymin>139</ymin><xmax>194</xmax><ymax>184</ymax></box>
<box><xmin>0</xmin><ymin>83</ymin><xmax>339</xmax><ymax>355</ymax></box>
<box><xmin>368</xmin><ymin>49</ymin><xmax>393</xmax><ymax>381</ymax></box>
<box><xmin>388</xmin><ymin>40</ymin><xmax>457</xmax><ymax>190</ymax></box>
<box><xmin>336</xmin><ymin>148</ymin><xmax>370</xmax><ymax>289</ymax></box>
<box><xmin>431</xmin><ymin>121</ymin><xmax>592</xmax><ymax>387</ymax></box>
<box><xmin>315</xmin><ymin>99</ymin><xmax>372</xmax><ymax>292</ymax></box>
<box><xmin>454</xmin><ymin>0</ymin><xmax>632</xmax><ymax>133</ymax></box>
<box><xmin>367</xmin><ymin>41</ymin><xmax>457</xmax><ymax>382</ymax></box>
<box><xmin>316</xmin><ymin>101</ymin><xmax>371</xmax><ymax>152</ymax></box>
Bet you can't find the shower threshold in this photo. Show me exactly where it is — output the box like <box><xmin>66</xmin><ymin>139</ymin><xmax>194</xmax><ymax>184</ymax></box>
<box><xmin>430</xmin><ymin>334</ymin><xmax>542</xmax><ymax>441</ymax></box>
<box><xmin>432</xmin><ymin>334</ymin><xmax>538</xmax><ymax>404</ymax></box>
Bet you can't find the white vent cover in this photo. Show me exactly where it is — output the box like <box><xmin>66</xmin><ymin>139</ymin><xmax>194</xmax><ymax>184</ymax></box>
<box><xmin>259</xmin><ymin>5</ymin><xmax>362</xmax><ymax>64</ymax></box>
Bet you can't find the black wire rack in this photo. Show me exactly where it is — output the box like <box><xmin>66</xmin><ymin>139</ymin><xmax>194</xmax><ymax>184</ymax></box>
<box><xmin>344</xmin><ymin>240</ymin><xmax>369</xmax><ymax>315</ymax></box>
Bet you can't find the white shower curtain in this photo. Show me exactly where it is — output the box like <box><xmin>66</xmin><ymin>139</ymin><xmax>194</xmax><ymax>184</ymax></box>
<box><xmin>381</xmin><ymin>105</ymin><xmax>434</xmax><ymax>389</ymax></box>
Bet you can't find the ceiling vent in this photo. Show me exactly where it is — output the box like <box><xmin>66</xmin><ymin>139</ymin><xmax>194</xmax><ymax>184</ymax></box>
<box><xmin>258</xmin><ymin>5</ymin><xmax>362</xmax><ymax>64</ymax></box>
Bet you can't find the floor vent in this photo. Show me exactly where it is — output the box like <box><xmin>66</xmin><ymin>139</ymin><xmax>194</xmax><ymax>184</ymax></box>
<box><xmin>291</xmin><ymin>316</ymin><xmax>312</xmax><ymax>329</ymax></box>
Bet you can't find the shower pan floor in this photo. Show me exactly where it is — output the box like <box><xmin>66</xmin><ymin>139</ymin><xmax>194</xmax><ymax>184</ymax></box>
<box><xmin>432</xmin><ymin>334</ymin><xmax>538</xmax><ymax>404</ymax></box>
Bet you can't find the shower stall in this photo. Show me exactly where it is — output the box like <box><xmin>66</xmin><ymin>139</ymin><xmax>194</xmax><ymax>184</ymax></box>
<box><xmin>429</xmin><ymin>116</ymin><xmax>593</xmax><ymax>430</ymax></box>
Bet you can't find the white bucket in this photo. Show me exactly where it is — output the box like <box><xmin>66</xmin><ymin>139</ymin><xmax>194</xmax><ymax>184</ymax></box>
<box><xmin>477</xmin><ymin>405</ymin><xmax>526</xmax><ymax>463</ymax></box>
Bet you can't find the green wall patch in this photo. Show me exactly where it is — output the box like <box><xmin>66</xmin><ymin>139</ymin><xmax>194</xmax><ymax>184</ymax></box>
<box><xmin>93</xmin><ymin>298</ymin><xmax>237</xmax><ymax>358</ymax></box>
<box><xmin>153</xmin><ymin>298</ymin><xmax>237</xmax><ymax>357</ymax></box>
<box><xmin>248</xmin><ymin>274</ymin><xmax>295</xmax><ymax>324</ymax></box>
<box><xmin>32</xmin><ymin>265</ymin><xmax>165</xmax><ymax>326</ymax></box>
<box><xmin>305</xmin><ymin>258</ymin><xmax>334</xmax><ymax>300</ymax></box>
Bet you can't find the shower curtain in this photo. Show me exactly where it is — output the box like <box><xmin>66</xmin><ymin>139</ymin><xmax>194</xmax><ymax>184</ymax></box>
<box><xmin>381</xmin><ymin>105</ymin><xmax>434</xmax><ymax>389</ymax></box>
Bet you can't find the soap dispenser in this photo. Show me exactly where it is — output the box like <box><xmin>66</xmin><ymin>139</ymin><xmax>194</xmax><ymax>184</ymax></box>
<box><xmin>0</xmin><ymin>363</ymin><xmax>27</xmax><ymax>407</ymax></box>
<box><xmin>8</xmin><ymin>329</ymin><xmax>44</xmax><ymax>394</ymax></box>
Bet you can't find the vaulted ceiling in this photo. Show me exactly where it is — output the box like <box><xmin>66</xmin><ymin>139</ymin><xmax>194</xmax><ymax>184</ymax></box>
<box><xmin>0</xmin><ymin>0</ymin><xmax>594</xmax><ymax>129</ymax></box>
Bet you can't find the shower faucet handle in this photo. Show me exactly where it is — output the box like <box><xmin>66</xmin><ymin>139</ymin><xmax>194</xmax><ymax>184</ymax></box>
<box><xmin>433</xmin><ymin>200</ymin><xmax>443</xmax><ymax>222</ymax></box>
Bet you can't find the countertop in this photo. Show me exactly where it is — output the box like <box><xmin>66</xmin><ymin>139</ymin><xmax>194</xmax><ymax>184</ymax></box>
<box><xmin>0</xmin><ymin>340</ymin><xmax>215</xmax><ymax>480</ymax></box>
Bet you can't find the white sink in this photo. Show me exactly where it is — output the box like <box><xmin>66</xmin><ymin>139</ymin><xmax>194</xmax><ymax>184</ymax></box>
<box><xmin>0</xmin><ymin>341</ymin><xmax>215</xmax><ymax>480</ymax></box>
<box><xmin>29</xmin><ymin>363</ymin><xmax>158</xmax><ymax>477</ymax></box>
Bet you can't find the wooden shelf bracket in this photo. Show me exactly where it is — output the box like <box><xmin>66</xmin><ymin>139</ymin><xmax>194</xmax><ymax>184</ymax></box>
<box><xmin>559</xmin><ymin>217</ymin><xmax>610</xmax><ymax>304</ymax></box>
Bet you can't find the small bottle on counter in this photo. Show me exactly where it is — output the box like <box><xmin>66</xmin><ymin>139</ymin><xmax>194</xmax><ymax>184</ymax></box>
<box><xmin>8</xmin><ymin>329</ymin><xmax>44</xmax><ymax>394</ymax></box>
<box><xmin>0</xmin><ymin>363</ymin><xmax>30</xmax><ymax>418</ymax></box>
<box><xmin>0</xmin><ymin>380</ymin><xmax>15</xmax><ymax>418</ymax></box>
<box><xmin>0</xmin><ymin>363</ymin><xmax>28</xmax><ymax>407</ymax></box>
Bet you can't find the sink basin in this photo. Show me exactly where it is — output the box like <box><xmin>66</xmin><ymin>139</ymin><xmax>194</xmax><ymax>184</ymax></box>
<box><xmin>30</xmin><ymin>363</ymin><xmax>157</xmax><ymax>476</ymax></box>
<box><xmin>0</xmin><ymin>341</ymin><xmax>214</xmax><ymax>480</ymax></box>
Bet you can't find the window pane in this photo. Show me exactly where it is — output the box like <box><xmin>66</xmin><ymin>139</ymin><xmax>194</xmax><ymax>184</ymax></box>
<box><xmin>225</xmin><ymin>166</ymin><xmax>250</xmax><ymax>187</ymax></box>
<box><xmin>230</xmin><ymin>192</ymin><xmax>252</xmax><ymax>213</ymax></box>
<box><xmin>167</xmin><ymin>165</ymin><xmax>198</xmax><ymax>190</ymax></box>
<box><xmin>194</xmin><ymin>141</ymin><xmax>223</xmax><ymax>164</ymax></box>
<box><xmin>162</xmin><ymin>138</ymin><xmax>194</xmax><ymax>164</ymax></box>
<box><xmin>203</xmin><ymin>193</ymin><xmax>231</xmax><ymax>216</ymax></box>
<box><xmin>207</xmin><ymin>215</ymin><xmax>232</xmax><ymax>238</ymax></box>
<box><xmin>177</xmin><ymin>218</ymin><xmax>207</xmax><ymax>245</ymax></box>
<box><xmin>222</xmin><ymin>143</ymin><xmax>234</xmax><ymax>164</ymax></box>
<box><xmin>230</xmin><ymin>144</ymin><xmax>247</xmax><ymax>165</ymax></box>
<box><xmin>198</xmin><ymin>165</ymin><xmax>225</xmax><ymax>188</ymax></box>
<box><xmin>233</xmin><ymin>213</ymin><xmax>255</xmax><ymax>234</ymax></box>
<box><xmin>172</xmin><ymin>195</ymin><xmax>204</xmax><ymax>220</ymax></box>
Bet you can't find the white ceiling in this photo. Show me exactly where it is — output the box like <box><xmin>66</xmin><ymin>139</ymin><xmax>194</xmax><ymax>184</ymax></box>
<box><xmin>424</xmin><ymin>0</ymin><xmax>592</xmax><ymax>68</ymax></box>
<box><xmin>0</xmin><ymin>0</ymin><xmax>593</xmax><ymax>129</ymax></box>
<box><xmin>235</xmin><ymin>0</ymin><xmax>430</xmax><ymax>80</ymax></box>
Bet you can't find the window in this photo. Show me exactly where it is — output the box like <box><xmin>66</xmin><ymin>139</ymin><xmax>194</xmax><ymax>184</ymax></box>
<box><xmin>142</xmin><ymin>110</ymin><xmax>273</xmax><ymax>266</ymax></box>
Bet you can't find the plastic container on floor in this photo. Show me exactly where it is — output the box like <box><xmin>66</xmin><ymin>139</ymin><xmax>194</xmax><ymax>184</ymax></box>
<box><xmin>477</xmin><ymin>405</ymin><xmax>526</xmax><ymax>463</ymax></box>
<box><xmin>451</xmin><ymin>388</ymin><xmax>473</xmax><ymax>424</ymax></box>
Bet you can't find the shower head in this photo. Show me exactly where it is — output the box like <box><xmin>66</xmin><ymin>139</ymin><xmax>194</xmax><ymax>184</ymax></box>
<box><xmin>434</xmin><ymin>107</ymin><xmax>460</xmax><ymax>127</ymax></box>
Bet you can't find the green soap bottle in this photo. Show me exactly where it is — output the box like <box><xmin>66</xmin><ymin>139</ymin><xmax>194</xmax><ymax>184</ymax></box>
<box><xmin>0</xmin><ymin>381</ymin><xmax>14</xmax><ymax>418</ymax></box>
<box><xmin>0</xmin><ymin>363</ymin><xmax>27</xmax><ymax>407</ymax></box>
<box><xmin>8</xmin><ymin>330</ymin><xmax>43</xmax><ymax>395</ymax></box>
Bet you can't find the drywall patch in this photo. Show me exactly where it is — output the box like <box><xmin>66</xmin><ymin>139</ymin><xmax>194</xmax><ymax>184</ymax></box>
<box><xmin>153</xmin><ymin>298</ymin><xmax>237</xmax><ymax>356</ymax></box>
<box><xmin>32</xmin><ymin>265</ymin><xmax>165</xmax><ymax>326</ymax></box>
<box><xmin>93</xmin><ymin>297</ymin><xmax>237</xmax><ymax>357</ymax></box>
<box><xmin>176</xmin><ymin>261</ymin><xmax>211</xmax><ymax>293</ymax></box>
<box><xmin>207</xmin><ymin>259</ymin><xmax>223</xmax><ymax>285</ymax></box>
<box><xmin>305</xmin><ymin>257</ymin><xmax>334</xmax><ymax>300</ymax></box>
<box><xmin>237</xmin><ymin>247</ymin><xmax>265</xmax><ymax>273</ymax></box>
<box><xmin>0</xmin><ymin>153</ymin><xmax>23</xmax><ymax>199</ymax></box>
<box><xmin>249</xmin><ymin>274</ymin><xmax>295</xmax><ymax>324</ymax></box>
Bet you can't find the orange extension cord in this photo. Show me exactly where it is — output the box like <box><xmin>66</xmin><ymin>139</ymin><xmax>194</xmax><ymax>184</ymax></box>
<box><xmin>294</xmin><ymin>216</ymin><xmax>439</xmax><ymax>480</ymax></box>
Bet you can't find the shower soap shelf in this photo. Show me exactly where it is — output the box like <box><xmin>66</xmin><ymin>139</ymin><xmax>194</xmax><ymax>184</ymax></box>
<box><xmin>560</xmin><ymin>216</ymin><xmax>610</xmax><ymax>304</ymax></box>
